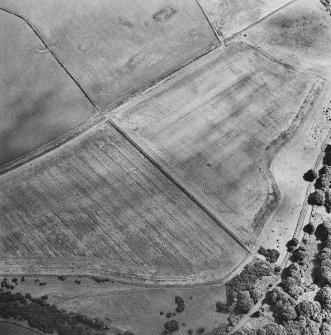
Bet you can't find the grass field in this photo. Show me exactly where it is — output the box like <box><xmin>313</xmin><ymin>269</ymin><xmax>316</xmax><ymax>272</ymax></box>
<box><xmin>197</xmin><ymin>0</ymin><xmax>292</xmax><ymax>38</ymax></box>
<box><xmin>1</xmin><ymin>0</ymin><xmax>217</xmax><ymax>110</ymax></box>
<box><xmin>0</xmin><ymin>123</ymin><xmax>247</xmax><ymax>284</ymax></box>
<box><xmin>110</xmin><ymin>42</ymin><xmax>323</xmax><ymax>246</ymax></box>
<box><xmin>232</xmin><ymin>0</ymin><xmax>331</xmax><ymax>262</ymax></box>
<box><xmin>59</xmin><ymin>284</ymin><xmax>228</xmax><ymax>335</ymax></box>
<box><xmin>0</xmin><ymin>274</ymin><xmax>229</xmax><ymax>335</ymax></box>
<box><xmin>6</xmin><ymin>273</ymin><xmax>229</xmax><ymax>335</ymax></box>
<box><xmin>235</xmin><ymin>0</ymin><xmax>331</xmax><ymax>78</ymax></box>
<box><xmin>0</xmin><ymin>10</ymin><xmax>95</xmax><ymax>167</ymax></box>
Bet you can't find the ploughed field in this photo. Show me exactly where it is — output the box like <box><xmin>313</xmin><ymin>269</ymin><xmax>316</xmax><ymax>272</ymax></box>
<box><xmin>0</xmin><ymin>123</ymin><xmax>247</xmax><ymax>283</ymax></box>
<box><xmin>110</xmin><ymin>42</ymin><xmax>324</xmax><ymax>247</ymax></box>
<box><xmin>0</xmin><ymin>10</ymin><xmax>95</xmax><ymax>167</ymax></box>
<box><xmin>0</xmin><ymin>0</ymin><xmax>217</xmax><ymax>110</ymax></box>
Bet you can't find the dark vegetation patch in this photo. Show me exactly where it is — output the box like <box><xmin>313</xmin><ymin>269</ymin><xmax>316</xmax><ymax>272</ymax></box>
<box><xmin>216</xmin><ymin>301</ymin><xmax>228</xmax><ymax>313</ymax></box>
<box><xmin>0</xmin><ymin>290</ymin><xmax>108</xmax><ymax>335</ymax></box>
<box><xmin>118</xmin><ymin>17</ymin><xmax>133</xmax><ymax>28</ymax></box>
<box><xmin>233</xmin><ymin>322</ymin><xmax>286</xmax><ymax>335</ymax></box>
<box><xmin>307</xmin><ymin>146</ymin><xmax>331</xmax><ymax>211</ymax></box>
<box><xmin>163</xmin><ymin>320</ymin><xmax>179</xmax><ymax>334</ymax></box>
<box><xmin>225</xmin><ymin>259</ymin><xmax>273</xmax><ymax>314</ymax></box>
<box><xmin>91</xmin><ymin>277</ymin><xmax>110</xmax><ymax>284</ymax></box>
<box><xmin>303</xmin><ymin>222</ymin><xmax>315</xmax><ymax>235</ymax></box>
<box><xmin>175</xmin><ymin>296</ymin><xmax>185</xmax><ymax>313</ymax></box>
<box><xmin>152</xmin><ymin>7</ymin><xmax>177</xmax><ymax>22</ymax></box>
<box><xmin>308</xmin><ymin>189</ymin><xmax>325</xmax><ymax>206</ymax></box>
<box><xmin>321</xmin><ymin>0</ymin><xmax>331</xmax><ymax>15</ymax></box>
<box><xmin>303</xmin><ymin>169</ymin><xmax>318</xmax><ymax>182</ymax></box>
<box><xmin>266</xmin><ymin>9</ymin><xmax>328</xmax><ymax>50</ymax></box>
<box><xmin>235</xmin><ymin>219</ymin><xmax>331</xmax><ymax>334</ymax></box>
<box><xmin>258</xmin><ymin>247</ymin><xmax>280</xmax><ymax>263</ymax></box>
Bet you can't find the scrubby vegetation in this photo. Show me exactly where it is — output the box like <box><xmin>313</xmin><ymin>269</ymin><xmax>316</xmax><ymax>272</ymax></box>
<box><xmin>233</xmin><ymin>322</ymin><xmax>286</xmax><ymax>335</ymax></box>
<box><xmin>216</xmin><ymin>301</ymin><xmax>229</xmax><ymax>313</ymax></box>
<box><xmin>307</xmin><ymin>146</ymin><xmax>331</xmax><ymax>211</ymax></box>
<box><xmin>258</xmin><ymin>247</ymin><xmax>280</xmax><ymax>263</ymax></box>
<box><xmin>175</xmin><ymin>296</ymin><xmax>185</xmax><ymax>313</ymax></box>
<box><xmin>287</xmin><ymin>238</ymin><xmax>299</xmax><ymax>249</ymax></box>
<box><xmin>268</xmin><ymin>287</ymin><xmax>297</xmax><ymax>322</ymax></box>
<box><xmin>321</xmin><ymin>0</ymin><xmax>331</xmax><ymax>15</ymax></box>
<box><xmin>232</xmin><ymin>218</ymin><xmax>331</xmax><ymax>335</ymax></box>
<box><xmin>303</xmin><ymin>222</ymin><xmax>315</xmax><ymax>235</ymax></box>
<box><xmin>303</xmin><ymin>169</ymin><xmax>318</xmax><ymax>182</ymax></box>
<box><xmin>308</xmin><ymin>189</ymin><xmax>325</xmax><ymax>206</ymax></box>
<box><xmin>91</xmin><ymin>277</ymin><xmax>110</xmax><ymax>284</ymax></box>
<box><xmin>225</xmin><ymin>259</ymin><xmax>274</xmax><ymax>314</ymax></box>
<box><xmin>0</xmin><ymin>289</ymin><xmax>109</xmax><ymax>335</ymax></box>
<box><xmin>163</xmin><ymin>320</ymin><xmax>179</xmax><ymax>334</ymax></box>
<box><xmin>236</xmin><ymin>291</ymin><xmax>254</xmax><ymax>314</ymax></box>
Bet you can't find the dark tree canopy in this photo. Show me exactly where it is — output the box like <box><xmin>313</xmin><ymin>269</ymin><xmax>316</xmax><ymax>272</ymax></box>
<box><xmin>308</xmin><ymin>190</ymin><xmax>325</xmax><ymax>206</ymax></box>
<box><xmin>303</xmin><ymin>169</ymin><xmax>318</xmax><ymax>182</ymax></box>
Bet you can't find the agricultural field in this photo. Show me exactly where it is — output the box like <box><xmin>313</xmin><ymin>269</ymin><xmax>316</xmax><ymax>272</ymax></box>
<box><xmin>110</xmin><ymin>42</ymin><xmax>323</xmax><ymax>247</ymax></box>
<box><xmin>0</xmin><ymin>9</ymin><xmax>95</xmax><ymax>167</ymax></box>
<box><xmin>0</xmin><ymin>123</ymin><xmax>247</xmax><ymax>284</ymax></box>
<box><xmin>0</xmin><ymin>0</ymin><xmax>218</xmax><ymax>110</ymax></box>
<box><xmin>197</xmin><ymin>0</ymin><xmax>293</xmax><ymax>39</ymax></box>
<box><xmin>232</xmin><ymin>0</ymin><xmax>331</xmax><ymax>261</ymax></box>
<box><xmin>1</xmin><ymin>1</ymin><xmax>331</xmax><ymax>335</ymax></box>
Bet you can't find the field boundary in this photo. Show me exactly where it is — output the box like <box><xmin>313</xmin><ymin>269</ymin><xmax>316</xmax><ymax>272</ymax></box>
<box><xmin>0</xmin><ymin>6</ymin><xmax>102</xmax><ymax>176</ymax></box>
<box><xmin>108</xmin><ymin>120</ymin><xmax>252</xmax><ymax>254</ymax></box>
<box><xmin>0</xmin><ymin>253</ymin><xmax>248</xmax><ymax>286</ymax></box>
<box><xmin>109</xmin><ymin>41</ymin><xmax>325</xmax><ymax>247</ymax></box>
<box><xmin>252</xmin><ymin>76</ymin><xmax>325</xmax><ymax>235</ymax></box>
<box><xmin>224</xmin><ymin>0</ymin><xmax>298</xmax><ymax>42</ymax></box>
<box><xmin>194</xmin><ymin>0</ymin><xmax>224</xmax><ymax>44</ymax></box>
<box><xmin>0</xmin><ymin>114</ymin><xmax>103</xmax><ymax>177</ymax></box>
<box><xmin>0</xmin><ymin>122</ymin><xmax>249</xmax><ymax>286</ymax></box>
<box><xmin>250</xmin><ymin>44</ymin><xmax>326</xmax><ymax>234</ymax></box>
<box><xmin>0</xmin><ymin>6</ymin><xmax>98</xmax><ymax>109</ymax></box>
<box><xmin>6</xmin><ymin>253</ymin><xmax>251</xmax><ymax>290</ymax></box>
<box><xmin>103</xmin><ymin>43</ymin><xmax>222</xmax><ymax>112</ymax></box>
<box><xmin>0</xmin><ymin>4</ymin><xmax>221</xmax><ymax>177</ymax></box>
